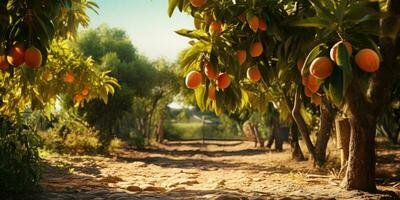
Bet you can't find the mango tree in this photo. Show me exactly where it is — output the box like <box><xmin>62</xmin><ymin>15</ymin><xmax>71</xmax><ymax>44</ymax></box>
<box><xmin>0</xmin><ymin>0</ymin><xmax>117</xmax><ymax>192</ymax></box>
<box><xmin>0</xmin><ymin>0</ymin><xmax>118</xmax><ymax>117</ymax></box>
<box><xmin>169</xmin><ymin>0</ymin><xmax>400</xmax><ymax>192</ymax></box>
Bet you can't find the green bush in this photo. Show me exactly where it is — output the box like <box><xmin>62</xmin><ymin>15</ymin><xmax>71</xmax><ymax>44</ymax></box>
<box><xmin>0</xmin><ymin>116</ymin><xmax>42</xmax><ymax>194</ymax></box>
<box><xmin>39</xmin><ymin>111</ymin><xmax>125</xmax><ymax>154</ymax></box>
<box><xmin>40</xmin><ymin>127</ymin><xmax>100</xmax><ymax>155</ymax></box>
<box><xmin>38</xmin><ymin>110</ymin><xmax>101</xmax><ymax>154</ymax></box>
<box><xmin>108</xmin><ymin>138</ymin><xmax>125</xmax><ymax>152</ymax></box>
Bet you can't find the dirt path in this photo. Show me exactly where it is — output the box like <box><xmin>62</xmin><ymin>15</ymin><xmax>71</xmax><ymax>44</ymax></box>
<box><xmin>19</xmin><ymin>141</ymin><xmax>400</xmax><ymax>199</ymax></box>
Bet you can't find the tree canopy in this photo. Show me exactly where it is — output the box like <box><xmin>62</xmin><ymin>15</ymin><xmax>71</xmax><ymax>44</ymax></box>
<box><xmin>169</xmin><ymin>0</ymin><xmax>400</xmax><ymax>192</ymax></box>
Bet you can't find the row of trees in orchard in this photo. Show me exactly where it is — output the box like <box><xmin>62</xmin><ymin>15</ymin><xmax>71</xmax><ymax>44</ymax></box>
<box><xmin>169</xmin><ymin>0</ymin><xmax>400</xmax><ymax>192</ymax></box>
<box><xmin>0</xmin><ymin>0</ymin><xmax>119</xmax><ymax>193</ymax></box>
<box><xmin>1</xmin><ymin>0</ymin><xmax>180</xmax><ymax>193</ymax></box>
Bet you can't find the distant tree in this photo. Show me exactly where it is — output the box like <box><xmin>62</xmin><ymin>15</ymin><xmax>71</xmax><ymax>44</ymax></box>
<box><xmin>76</xmin><ymin>26</ymin><xmax>179</xmax><ymax>149</ymax></box>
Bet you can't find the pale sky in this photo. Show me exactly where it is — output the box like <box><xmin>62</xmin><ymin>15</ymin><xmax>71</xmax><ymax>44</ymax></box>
<box><xmin>87</xmin><ymin>0</ymin><xmax>194</xmax><ymax>62</ymax></box>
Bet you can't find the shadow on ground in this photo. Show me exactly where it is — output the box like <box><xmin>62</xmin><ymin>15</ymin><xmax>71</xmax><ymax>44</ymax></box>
<box><xmin>3</xmin><ymin>141</ymin><xmax>400</xmax><ymax>200</ymax></box>
<box><xmin>164</xmin><ymin>140</ymin><xmax>245</xmax><ymax>147</ymax></box>
<box><xmin>132</xmin><ymin>148</ymin><xmax>270</xmax><ymax>157</ymax></box>
<box><xmin>4</xmin><ymin>161</ymin><xmax>326</xmax><ymax>200</ymax></box>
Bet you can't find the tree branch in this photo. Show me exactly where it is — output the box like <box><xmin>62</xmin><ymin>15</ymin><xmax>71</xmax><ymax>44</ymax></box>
<box><xmin>315</xmin><ymin>97</ymin><xmax>337</xmax><ymax>165</ymax></box>
<box><xmin>291</xmin><ymin>88</ymin><xmax>317</xmax><ymax>160</ymax></box>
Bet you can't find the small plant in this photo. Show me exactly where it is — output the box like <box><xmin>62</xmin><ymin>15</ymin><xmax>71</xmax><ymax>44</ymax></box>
<box><xmin>40</xmin><ymin>110</ymin><xmax>101</xmax><ymax>155</ymax></box>
<box><xmin>328</xmin><ymin>166</ymin><xmax>346</xmax><ymax>180</ymax></box>
<box><xmin>0</xmin><ymin>115</ymin><xmax>42</xmax><ymax>194</ymax></box>
<box><xmin>108</xmin><ymin>138</ymin><xmax>125</xmax><ymax>153</ymax></box>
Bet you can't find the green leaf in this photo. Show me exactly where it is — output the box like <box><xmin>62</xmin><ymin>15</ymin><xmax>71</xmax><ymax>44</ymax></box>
<box><xmin>87</xmin><ymin>1</ymin><xmax>99</xmax><ymax>14</ymax></box>
<box><xmin>240</xmin><ymin>89</ymin><xmax>249</xmax><ymax>108</ymax></box>
<box><xmin>195</xmin><ymin>85</ymin><xmax>206</xmax><ymax>111</ymax></box>
<box><xmin>336</xmin><ymin>43</ymin><xmax>353</xmax><ymax>98</ymax></box>
<box><xmin>335</xmin><ymin>0</ymin><xmax>348</xmax><ymax>24</ymax></box>
<box><xmin>33</xmin><ymin>12</ymin><xmax>55</xmax><ymax>43</ymax></box>
<box><xmin>328</xmin><ymin>67</ymin><xmax>343</xmax><ymax>106</ymax></box>
<box><xmin>291</xmin><ymin>17</ymin><xmax>331</xmax><ymax>28</ymax></box>
<box><xmin>168</xmin><ymin>0</ymin><xmax>178</xmax><ymax>17</ymax></box>
<box><xmin>6</xmin><ymin>0</ymin><xmax>17</xmax><ymax>11</ymax></box>
<box><xmin>302</xmin><ymin>43</ymin><xmax>328</xmax><ymax>76</ymax></box>
<box><xmin>175</xmin><ymin>29</ymin><xmax>209</xmax><ymax>41</ymax></box>
<box><xmin>366</xmin><ymin>37</ymin><xmax>383</xmax><ymax>61</ymax></box>
<box><xmin>345</xmin><ymin>2</ymin><xmax>380</xmax><ymax>24</ymax></box>
<box><xmin>178</xmin><ymin>0</ymin><xmax>187</xmax><ymax>12</ymax></box>
<box><xmin>246</xmin><ymin>11</ymin><xmax>254</xmax><ymax>24</ymax></box>
<box><xmin>309</xmin><ymin>0</ymin><xmax>333</xmax><ymax>19</ymax></box>
<box><xmin>320</xmin><ymin>0</ymin><xmax>335</xmax><ymax>11</ymax></box>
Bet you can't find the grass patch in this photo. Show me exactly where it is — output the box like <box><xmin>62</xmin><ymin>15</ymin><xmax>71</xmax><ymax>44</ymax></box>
<box><xmin>165</xmin><ymin>121</ymin><xmax>242</xmax><ymax>140</ymax></box>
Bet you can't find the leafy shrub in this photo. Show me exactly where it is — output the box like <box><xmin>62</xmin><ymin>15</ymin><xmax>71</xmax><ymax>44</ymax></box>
<box><xmin>40</xmin><ymin>126</ymin><xmax>100</xmax><ymax>155</ymax></box>
<box><xmin>108</xmin><ymin>138</ymin><xmax>125</xmax><ymax>152</ymax></box>
<box><xmin>0</xmin><ymin>116</ymin><xmax>42</xmax><ymax>194</ymax></box>
<box><xmin>39</xmin><ymin>110</ymin><xmax>101</xmax><ymax>155</ymax></box>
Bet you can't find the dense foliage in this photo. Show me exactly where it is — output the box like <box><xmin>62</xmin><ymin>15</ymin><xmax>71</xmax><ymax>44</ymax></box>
<box><xmin>0</xmin><ymin>0</ymin><xmax>118</xmax><ymax>193</ymax></box>
<box><xmin>169</xmin><ymin>0</ymin><xmax>400</xmax><ymax>192</ymax></box>
<box><xmin>0</xmin><ymin>115</ymin><xmax>41</xmax><ymax>194</ymax></box>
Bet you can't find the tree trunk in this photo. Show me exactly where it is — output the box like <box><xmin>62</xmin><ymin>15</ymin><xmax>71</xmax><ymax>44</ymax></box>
<box><xmin>252</xmin><ymin>123</ymin><xmax>264</xmax><ymax>147</ymax></box>
<box><xmin>146</xmin><ymin>92</ymin><xmax>164</xmax><ymax>146</ymax></box>
<box><xmin>292</xmin><ymin>91</ymin><xmax>336</xmax><ymax>166</ymax></box>
<box><xmin>266</xmin><ymin>116</ymin><xmax>281</xmax><ymax>150</ymax></box>
<box><xmin>249</xmin><ymin>122</ymin><xmax>260</xmax><ymax>147</ymax></box>
<box><xmin>275</xmin><ymin>127</ymin><xmax>284</xmax><ymax>152</ymax></box>
<box><xmin>266</xmin><ymin>128</ymin><xmax>275</xmax><ymax>148</ymax></box>
<box><xmin>282</xmin><ymin>92</ymin><xmax>305</xmax><ymax>160</ymax></box>
<box><xmin>292</xmin><ymin>90</ymin><xmax>318</xmax><ymax>161</ymax></box>
<box><xmin>342</xmin><ymin>0</ymin><xmax>400</xmax><ymax>192</ymax></box>
<box><xmin>289</xmin><ymin>122</ymin><xmax>305</xmax><ymax>161</ymax></box>
<box><xmin>314</xmin><ymin>98</ymin><xmax>336</xmax><ymax>166</ymax></box>
<box><xmin>394</xmin><ymin>127</ymin><xmax>400</xmax><ymax>144</ymax></box>
<box><xmin>343</xmin><ymin>108</ymin><xmax>377</xmax><ymax>192</ymax></box>
<box><xmin>342</xmin><ymin>80</ymin><xmax>378</xmax><ymax>192</ymax></box>
<box><xmin>235</xmin><ymin>122</ymin><xmax>245</xmax><ymax>137</ymax></box>
<box><xmin>146</xmin><ymin>113</ymin><xmax>152</xmax><ymax>145</ymax></box>
<box><xmin>335</xmin><ymin>117</ymin><xmax>350</xmax><ymax>169</ymax></box>
<box><xmin>156</xmin><ymin>117</ymin><xmax>164</xmax><ymax>143</ymax></box>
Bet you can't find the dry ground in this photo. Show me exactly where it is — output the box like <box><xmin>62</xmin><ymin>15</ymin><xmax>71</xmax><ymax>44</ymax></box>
<box><xmin>10</xmin><ymin>140</ymin><xmax>400</xmax><ymax>199</ymax></box>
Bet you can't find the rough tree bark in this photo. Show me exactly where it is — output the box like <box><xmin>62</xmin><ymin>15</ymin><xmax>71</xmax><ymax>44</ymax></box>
<box><xmin>335</xmin><ymin>117</ymin><xmax>350</xmax><ymax>169</ymax></box>
<box><xmin>252</xmin><ymin>123</ymin><xmax>264</xmax><ymax>147</ymax></box>
<box><xmin>266</xmin><ymin>116</ymin><xmax>283</xmax><ymax>151</ymax></box>
<box><xmin>314</xmin><ymin>98</ymin><xmax>336</xmax><ymax>165</ymax></box>
<box><xmin>145</xmin><ymin>92</ymin><xmax>163</xmax><ymax>145</ymax></box>
<box><xmin>283</xmin><ymin>93</ymin><xmax>306</xmax><ymax>160</ymax></box>
<box><xmin>292</xmin><ymin>91</ymin><xmax>336</xmax><ymax>166</ymax></box>
<box><xmin>249</xmin><ymin>122</ymin><xmax>263</xmax><ymax>147</ymax></box>
<box><xmin>292</xmin><ymin>90</ymin><xmax>317</xmax><ymax>160</ymax></box>
<box><xmin>156</xmin><ymin>117</ymin><xmax>164</xmax><ymax>143</ymax></box>
<box><xmin>289</xmin><ymin>122</ymin><xmax>305</xmax><ymax>161</ymax></box>
<box><xmin>266</xmin><ymin>126</ymin><xmax>275</xmax><ymax>148</ymax></box>
<box><xmin>343</xmin><ymin>82</ymin><xmax>378</xmax><ymax>191</ymax></box>
<box><xmin>343</xmin><ymin>0</ymin><xmax>400</xmax><ymax>191</ymax></box>
<box><xmin>274</xmin><ymin>128</ymin><xmax>284</xmax><ymax>152</ymax></box>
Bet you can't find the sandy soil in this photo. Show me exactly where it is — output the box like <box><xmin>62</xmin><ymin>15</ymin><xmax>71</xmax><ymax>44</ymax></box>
<box><xmin>11</xmin><ymin>140</ymin><xmax>400</xmax><ymax>200</ymax></box>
